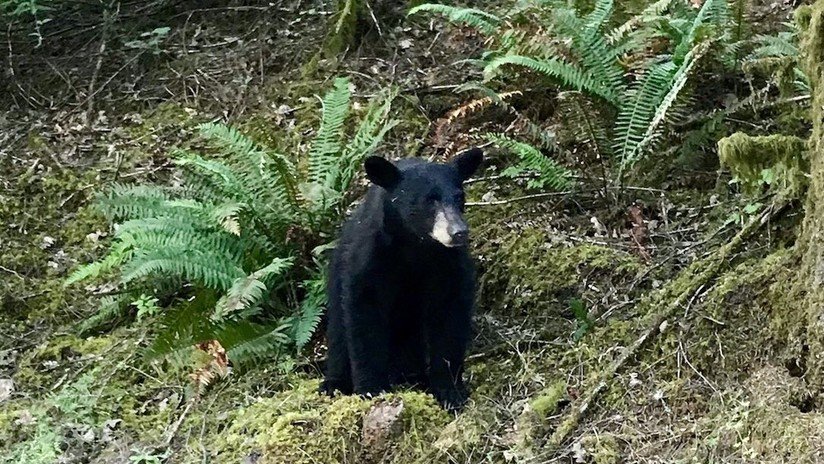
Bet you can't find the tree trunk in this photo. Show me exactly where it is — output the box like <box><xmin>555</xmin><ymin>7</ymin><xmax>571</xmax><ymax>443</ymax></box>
<box><xmin>798</xmin><ymin>0</ymin><xmax>824</xmax><ymax>385</ymax></box>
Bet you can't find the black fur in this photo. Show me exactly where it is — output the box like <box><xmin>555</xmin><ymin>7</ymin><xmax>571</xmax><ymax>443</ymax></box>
<box><xmin>320</xmin><ymin>149</ymin><xmax>482</xmax><ymax>411</ymax></box>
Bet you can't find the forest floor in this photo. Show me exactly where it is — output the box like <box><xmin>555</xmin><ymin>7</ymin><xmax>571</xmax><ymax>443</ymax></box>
<box><xmin>2</xmin><ymin>1</ymin><xmax>822</xmax><ymax>463</ymax></box>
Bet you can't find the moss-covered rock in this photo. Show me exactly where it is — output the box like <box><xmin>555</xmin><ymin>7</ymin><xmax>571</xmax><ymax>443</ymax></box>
<box><xmin>205</xmin><ymin>380</ymin><xmax>449</xmax><ymax>463</ymax></box>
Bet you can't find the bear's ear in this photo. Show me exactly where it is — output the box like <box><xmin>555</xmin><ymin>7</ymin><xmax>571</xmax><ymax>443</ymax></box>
<box><xmin>365</xmin><ymin>156</ymin><xmax>401</xmax><ymax>189</ymax></box>
<box><xmin>451</xmin><ymin>147</ymin><xmax>483</xmax><ymax>181</ymax></box>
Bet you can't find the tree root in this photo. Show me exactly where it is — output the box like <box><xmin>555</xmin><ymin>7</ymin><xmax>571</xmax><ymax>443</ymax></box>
<box><xmin>542</xmin><ymin>200</ymin><xmax>789</xmax><ymax>455</ymax></box>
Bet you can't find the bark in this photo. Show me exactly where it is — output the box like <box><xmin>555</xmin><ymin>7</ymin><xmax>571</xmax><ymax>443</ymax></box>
<box><xmin>798</xmin><ymin>0</ymin><xmax>824</xmax><ymax>386</ymax></box>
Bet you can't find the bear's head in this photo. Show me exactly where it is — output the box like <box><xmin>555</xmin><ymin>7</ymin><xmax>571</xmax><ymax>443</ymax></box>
<box><xmin>364</xmin><ymin>148</ymin><xmax>483</xmax><ymax>248</ymax></box>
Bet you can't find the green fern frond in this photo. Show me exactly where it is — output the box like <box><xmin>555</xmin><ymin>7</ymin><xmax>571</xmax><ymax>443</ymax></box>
<box><xmin>324</xmin><ymin>0</ymin><xmax>360</xmax><ymax>55</ymax></box>
<box><xmin>674</xmin><ymin>0</ymin><xmax>728</xmax><ymax>62</ymax></box>
<box><xmin>77</xmin><ymin>294</ymin><xmax>134</xmax><ymax>335</ymax></box>
<box><xmin>623</xmin><ymin>42</ymin><xmax>709</xmax><ymax>168</ymax></box>
<box><xmin>607</xmin><ymin>0</ymin><xmax>674</xmax><ymax>44</ymax></box>
<box><xmin>293</xmin><ymin>273</ymin><xmax>327</xmax><ymax>350</ymax></box>
<box><xmin>121</xmin><ymin>247</ymin><xmax>245</xmax><ymax>291</ymax></box>
<box><xmin>96</xmin><ymin>184</ymin><xmax>171</xmax><ymax>221</ymax></box>
<box><xmin>582</xmin><ymin>0</ymin><xmax>613</xmax><ymax>38</ymax></box>
<box><xmin>174</xmin><ymin>152</ymin><xmax>249</xmax><ymax>205</ymax></box>
<box><xmin>408</xmin><ymin>4</ymin><xmax>501</xmax><ymax>34</ymax></box>
<box><xmin>221</xmin><ymin>320</ymin><xmax>292</xmax><ymax>366</ymax></box>
<box><xmin>210</xmin><ymin>202</ymin><xmax>246</xmax><ymax>236</ymax></box>
<box><xmin>308</xmin><ymin>77</ymin><xmax>351</xmax><ymax>190</ymax></box>
<box><xmin>212</xmin><ymin>258</ymin><xmax>294</xmax><ymax>322</ymax></box>
<box><xmin>198</xmin><ymin>122</ymin><xmax>299</xmax><ymax>215</ymax></box>
<box><xmin>615</xmin><ymin>42</ymin><xmax>708</xmax><ymax>170</ymax></box>
<box><xmin>485</xmin><ymin>55</ymin><xmax>621</xmax><ymax>104</ymax></box>
<box><xmin>747</xmin><ymin>31</ymin><xmax>799</xmax><ymax>60</ymax></box>
<box><xmin>65</xmin><ymin>240</ymin><xmax>133</xmax><ymax>286</ymax></box>
<box><xmin>613</xmin><ymin>60</ymin><xmax>677</xmax><ymax>166</ymax></box>
<box><xmin>486</xmin><ymin>133</ymin><xmax>572</xmax><ymax>190</ymax></box>
<box><xmin>556</xmin><ymin>91</ymin><xmax>612</xmax><ymax>159</ymax></box>
<box><xmin>115</xmin><ymin>218</ymin><xmax>244</xmax><ymax>263</ymax></box>
<box><xmin>546</xmin><ymin>4</ymin><xmax>627</xmax><ymax>98</ymax></box>
<box><xmin>340</xmin><ymin>92</ymin><xmax>398</xmax><ymax>193</ymax></box>
<box><xmin>144</xmin><ymin>292</ymin><xmax>218</xmax><ymax>360</ymax></box>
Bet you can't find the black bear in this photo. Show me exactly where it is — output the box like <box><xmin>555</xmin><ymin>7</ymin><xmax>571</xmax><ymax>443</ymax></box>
<box><xmin>320</xmin><ymin>148</ymin><xmax>483</xmax><ymax>411</ymax></box>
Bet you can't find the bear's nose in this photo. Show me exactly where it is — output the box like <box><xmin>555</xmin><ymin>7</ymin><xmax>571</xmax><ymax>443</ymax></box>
<box><xmin>451</xmin><ymin>229</ymin><xmax>469</xmax><ymax>246</ymax></box>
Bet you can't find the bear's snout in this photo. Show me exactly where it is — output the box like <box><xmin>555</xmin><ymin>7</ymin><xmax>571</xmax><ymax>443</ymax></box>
<box><xmin>431</xmin><ymin>206</ymin><xmax>469</xmax><ymax>248</ymax></box>
<box><xmin>449</xmin><ymin>222</ymin><xmax>469</xmax><ymax>247</ymax></box>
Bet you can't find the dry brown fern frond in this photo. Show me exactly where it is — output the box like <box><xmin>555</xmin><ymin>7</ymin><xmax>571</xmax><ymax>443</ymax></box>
<box><xmin>433</xmin><ymin>91</ymin><xmax>523</xmax><ymax>156</ymax></box>
<box><xmin>189</xmin><ymin>339</ymin><xmax>230</xmax><ymax>395</ymax></box>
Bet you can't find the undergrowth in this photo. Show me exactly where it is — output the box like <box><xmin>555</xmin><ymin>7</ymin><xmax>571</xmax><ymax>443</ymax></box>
<box><xmin>65</xmin><ymin>76</ymin><xmax>397</xmax><ymax>370</ymax></box>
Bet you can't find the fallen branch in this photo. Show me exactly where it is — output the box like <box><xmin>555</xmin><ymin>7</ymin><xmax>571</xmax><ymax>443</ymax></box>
<box><xmin>543</xmin><ymin>200</ymin><xmax>789</xmax><ymax>454</ymax></box>
<box><xmin>466</xmin><ymin>191</ymin><xmax>573</xmax><ymax>207</ymax></box>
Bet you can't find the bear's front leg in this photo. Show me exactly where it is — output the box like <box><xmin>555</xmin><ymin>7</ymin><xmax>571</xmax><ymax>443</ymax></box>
<box><xmin>427</xmin><ymin>303</ymin><xmax>472</xmax><ymax>412</ymax></box>
<box><xmin>344</xmin><ymin>290</ymin><xmax>392</xmax><ymax>397</ymax></box>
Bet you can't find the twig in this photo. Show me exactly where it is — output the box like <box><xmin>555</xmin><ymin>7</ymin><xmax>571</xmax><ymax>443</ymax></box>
<box><xmin>466</xmin><ymin>191</ymin><xmax>573</xmax><ymax>207</ymax></box>
<box><xmin>85</xmin><ymin>5</ymin><xmax>116</xmax><ymax>126</ymax></box>
<box><xmin>162</xmin><ymin>398</ymin><xmax>196</xmax><ymax>447</ymax></box>
<box><xmin>80</xmin><ymin>49</ymin><xmax>145</xmax><ymax>114</ymax></box>
<box><xmin>0</xmin><ymin>265</ymin><xmax>24</xmax><ymax>281</ymax></box>
<box><xmin>464</xmin><ymin>173</ymin><xmax>540</xmax><ymax>185</ymax></box>
<box><xmin>542</xmin><ymin>200</ymin><xmax>789</xmax><ymax>454</ymax></box>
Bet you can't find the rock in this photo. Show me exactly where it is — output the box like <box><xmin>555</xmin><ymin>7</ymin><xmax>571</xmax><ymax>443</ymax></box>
<box><xmin>0</xmin><ymin>378</ymin><xmax>13</xmax><ymax>402</ymax></box>
<box><xmin>361</xmin><ymin>398</ymin><xmax>404</xmax><ymax>460</ymax></box>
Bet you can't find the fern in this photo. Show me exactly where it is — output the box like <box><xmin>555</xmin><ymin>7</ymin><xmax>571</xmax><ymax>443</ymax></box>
<box><xmin>213</xmin><ymin>258</ymin><xmax>294</xmax><ymax>322</ymax></box>
<box><xmin>486</xmin><ymin>133</ymin><xmax>572</xmax><ymax>190</ymax></box>
<box><xmin>65</xmin><ymin>239</ymin><xmax>133</xmax><ymax>286</ymax></box>
<box><xmin>293</xmin><ymin>272</ymin><xmax>327</xmax><ymax>350</ymax></box>
<box><xmin>76</xmin><ymin>294</ymin><xmax>134</xmax><ymax>335</ymax></box>
<box><xmin>615</xmin><ymin>41</ymin><xmax>709</xmax><ymax>170</ymax></box>
<box><xmin>197</xmin><ymin>122</ymin><xmax>299</xmax><ymax>217</ymax></box>
<box><xmin>748</xmin><ymin>31</ymin><xmax>799</xmax><ymax>59</ymax></box>
<box><xmin>582</xmin><ymin>0</ymin><xmax>613</xmax><ymax>38</ymax></box>
<box><xmin>121</xmin><ymin>247</ymin><xmax>245</xmax><ymax>291</ymax></box>
<box><xmin>613</xmin><ymin>61</ymin><xmax>678</xmax><ymax>167</ymax></box>
<box><xmin>68</xmin><ymin>76</ymin><xmax>396</xmax><ymax>370</ymax></box>
<box><xmin>485</xmin><ymin>55</ymin><xmax>621</xmax><ymax>105</ymax></box>
<box><xmin>340</xmin><ymin>91</ymin><xmax>399</xmax><ymax>194</ymax></box>
<box><xmin>324</xmin><ymin>0</ymin><xmax>360</xmax><ymax>55</ymax></box>
<box><xmin>96</xmin><ymin>184</ymin><xmax>171</xmax><ymax>221</ymax></box>
<box><xmin>607</xmin><ymin>0</ymin><xmax>675</xmax><ymax>44</ymax></box>
<box><xmin>308</xmin><ymin>77</ymin><xmax>351</xmax><ymax>190</ymax></box>
<box><xmin>408</xmin><ymin>4</ymin><xmax>501</xmax><ymax>35</ymax></box>
<box><xmin>555</xmin><ymin>91</ymin><xmax>612</xmax><ymax>160</ymax></box>
<box><xmin>673</xmin><ymin>0</ymin><xmax>728</xmax><ymax>62</ymax></box>
<box><xmin>624</xmin><ymin>43</ymin><xmax>709</xmax><ymax>168</ymax></box>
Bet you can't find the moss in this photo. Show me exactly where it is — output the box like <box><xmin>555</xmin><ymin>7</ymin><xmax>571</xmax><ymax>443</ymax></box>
<box><xmin>432</xmin><ymin>409</ymin><xmax>489</xmax><ymax>455</ymax></box>
<box><xmin>682</xmin><ymin>366</ymin><xmax>824</xmax><ymax>462</ymax></box>
<box><xmin>204</xmin><ymin>381</ymin><xmax>451</xmax><ymax>464</ymax></box>
<box><xmin>125</xmin><ymin>102</ymin><xmax>195</xmax><ymax>138</ymax></box>
<box><xmin>717</xmin><ymin>132</ymin><xmax>808</xmax><ymax>197</ymax></box>
<box><xmin>530</xmin><ymin>379</ymin><xmax>567</xmax><ymax>419</ymax></box>
<box><xmin>13</xmin><ymin>334</ymin><xmax>117</xmax><ymax>390</ymax></box>
<box><xmin>580</xmin><ymin>433</ymin><xmax>620</xmax><ymax>464</ymax></box>
<box><xmin>474</xmin><ymin>227</ymin><xmax>642</xmax><ymax>325</ymax></box>
<box><xmin>797</xmin><ymin>0</ymin><xmax>824</xmax><ymax>391</ymax></box>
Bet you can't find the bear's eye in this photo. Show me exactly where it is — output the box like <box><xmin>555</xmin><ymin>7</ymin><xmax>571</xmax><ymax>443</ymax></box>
<box><xmin>425</xmin><ymin>193</ymin><xmax>439</xmax><ymax>204</ymax></box>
